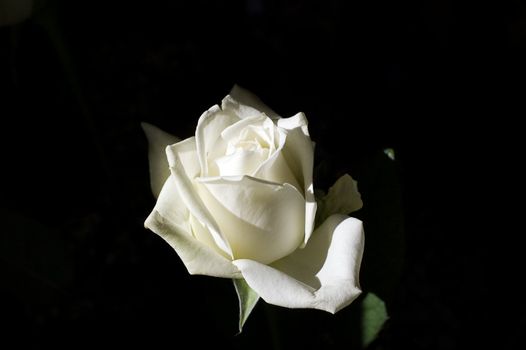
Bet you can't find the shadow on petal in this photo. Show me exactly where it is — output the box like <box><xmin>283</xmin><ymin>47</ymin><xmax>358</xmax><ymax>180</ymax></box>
<box><xmin>273</xmin><ymin>214</ymin><xmax>363</xmax><ymax>291</ymax></box>
<box><xmin>234</xmin><ymin>214</ymin><xmax>364</xmax><ymax>313</ymax></box>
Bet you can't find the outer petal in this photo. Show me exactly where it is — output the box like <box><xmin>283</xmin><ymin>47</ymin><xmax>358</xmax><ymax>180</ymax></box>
<box><xmin>233</xmin><ymin>214</ymin><xmax>364</xmax><ymax>313</ymax></box>
<box><xmin>221</xmin><ymin>95</ymin><xmax>265</xmax><ymax>120</ymax></box>
<box><xmin>318</xmin><ymin>174</ymin><xmax>363</xmax><ymax>223</ymax></box>
<box><xmin>141</xmin><ymin>122</ymin><xmax>179</xmax><ymax>198</ymax></box>
<box><xmin>145</xmin><ymin>176</ymin><xmax>240</xmax><ymax>278</ymax></box>
<box><xmin>277</xmin><ymin>113</ymin><xmax>317</xmax><ymax>246</ymax></box>
<box><xmin>227</xmin><ymin>85</ymin><xmax>279</xmax><ymax>119</ymax></box>
<box><xmin>166</xmin><ymin>145</ymin><xmax>233</xmax><ymax>257</ymax></box>
<box><xmin>277</xmin><ymin>111</ymin><xmax>310</xmax><ymax>136</ymax></box>
<box><xmin>166</xmin><ymin>137</ymin><xmax>200</xmax><ymax>179</ymax></box>
<box><xmin>196</xmin><ymin>176</ymin><xmax>305</xmax><ymax>264</ymax></box>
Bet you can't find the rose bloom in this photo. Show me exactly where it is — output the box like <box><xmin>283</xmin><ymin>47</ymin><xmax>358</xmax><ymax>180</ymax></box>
<box><xmin>143</xmin><ymin>86</ymin><xmax>364</xmax><ymax>313</ymax></box>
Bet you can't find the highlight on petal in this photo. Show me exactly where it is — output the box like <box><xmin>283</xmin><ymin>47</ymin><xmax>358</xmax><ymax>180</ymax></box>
<box><xmin>144</xmin><ymin>176</ymin><xmax>240</xmax><ymax>278</ymax></box>
<box><xmin>228</xmin><ymin>85</ymin><xmax>279</xmax><ymax>119</ymax></box>
<box><xmin>277</xmin><ymin>111</ymin><xmax>310</xmax><ymax>136</ymax></box>
<box><xmin>141</xmin><ymin>122</ymin><xmax>179</xmax><ymax>198</ymax></box>
<box><xmin>318</xmin><ymin>174</ymin><xmax>363</xmax><ymax>223</ymax></box>
<box><xmin>233</xmin><ymin>214</ymin><xmax>364</xmax><ymax>313</ymax></box>
<box><xmin>196</xmin><ymin>176</ymin><xmax>305</xmax><ymax>264</ymax></box>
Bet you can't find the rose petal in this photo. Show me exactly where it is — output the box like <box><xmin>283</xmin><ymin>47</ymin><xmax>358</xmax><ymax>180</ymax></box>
<box><xmin>195</xmin><ymin>105</ymin><xmax>239</xmax><ymax>177</ymax></box>
<box><xmin>166</xmin><ymin>146</ymin><xmax>233</xmax><ymax>257</ymax></box>
<box><xmin>277</xmin><ymin>111</ymin><xmax>310</xmax><ymax>136</ymax></box>
<box><xmin>319</xmin><ymin>174</ymin><xmax>363</xmax><ymax>222</ymax></box>
<box><xmin>253</xmin><ymin>127</ymin><xmax>302</xmax><ymax>191</ymax></box>
<box><xmin>227</xmin><ymin>85</ymin><xmax>279</xmax><ymax>119</ymax></box>
<box><xmin>145</xmin><ymin>176</ymin><xmax>240</xmax><ymax>278</ymax></box>
<box><xmin>233</xmin><ymin>214</ymin><xmax>364</xmax><ymax>313</ymax></box>
<box><xmin>216</xmin><ymin>149</ymin><xmax>269</xmax><ymax>177</ymax></box>
<box><xmin>220</xmin><ymin>114</ymin><xmax>268</xmax><ymax>142</ymax></box>
<box><xmin>147</xmin><ymin>175</ymin><xmax>189</xmax><ymax>227</ymax></box>
<box><xmin>274</xmin><ymin>113</ymin><xmax>311</xmax><ymax>183</ymax></box>
<box><xmin>216</xmin><ymin>114</ymin><xmax>300</xmax><ymax>189</ymax></box>
<box><xmin>141</xmin><ymin>122</ymin><xmax>180</xmax><ymax>198</ymax></box>
<box><xmin>277</xmin><ymin>114</ymin><xmax>317</xmax><ymax>245</ymax></box>
<box><xmin>222</xmin><ymin>95</ymin><xmax>265</xmax><ymax>120</ymax></box>
<box><xmin>166</xmin><ymin>137</ymin><xmax>200</xmax><ymax>179</ymax></box>
<box><xmin>188</xmin><ymin>214</ymin><xmax>230</xmax><ymax>258</ymax></box>
<box><xmin>196</xmin><ymin>176</ymin><xmax>305</xmax><ymax>264</ymax></box>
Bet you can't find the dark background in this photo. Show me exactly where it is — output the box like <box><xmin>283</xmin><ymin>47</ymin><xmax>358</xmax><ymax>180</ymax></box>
<box><xmin>0</xmin><ymin>0</ymin><xmax>522</xmax><ymax>348</ymax></box>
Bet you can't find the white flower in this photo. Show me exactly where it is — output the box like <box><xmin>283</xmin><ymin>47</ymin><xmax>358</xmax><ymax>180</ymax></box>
<box><xmin>143</xmin><ymin>86</ymin><xmax>364</xmax><ymax>314</ymax></box>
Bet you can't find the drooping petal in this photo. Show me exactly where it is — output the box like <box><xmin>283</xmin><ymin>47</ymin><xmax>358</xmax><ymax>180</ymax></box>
<box><xmin>277</xmin><ymin>114</ymin><xmax>317</xmax><ymax>245</ymax></box>
<box><xmin>233</xmin><ymin>214</ymin><xmax>364</xmax><ymax>313</ymax></box>
<box><xmin>318</xmin><ymin>174</ymin><xmax>363</xmax><ymax>223</ymax></box>
<box><xmin>195</xmin><ymin>105</ymin><xmax>239</xmax><ymax>177</ymax></box>
<box><xmin>227</xmin><ymin>85</ymin><xmax>279</xmax><ymax>119</ymax></box>
<box><xmin>166</xmin><ymin>145</ymin><xmax>233</xmax><ymax>257</ymax></box>
<box><xmin>196</xmin><ymin>176</ymin><xmax>305</xmax><ymax>264</ymax></box>
<box><xmin>144</xmin><ymin>176</ymin><xmax>240</xmax><ymax>278</ymax></box>
<box><xmin>141</xmin><ymin>122</ymin><xmax>179</xmax><ymax>198</ymax></box>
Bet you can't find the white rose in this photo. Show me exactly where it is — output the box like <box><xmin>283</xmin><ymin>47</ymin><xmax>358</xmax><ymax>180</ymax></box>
<box><xmin>143</xmin><ymin>86</ymin><xmax>364</xmax><ymax>314</ymax></box>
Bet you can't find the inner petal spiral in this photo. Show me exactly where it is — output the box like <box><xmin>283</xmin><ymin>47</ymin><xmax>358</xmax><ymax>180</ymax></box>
<box><xmin>213</xmin><ymin>115</ymin><xmax>279</xmax><ymax>177</ymax></box>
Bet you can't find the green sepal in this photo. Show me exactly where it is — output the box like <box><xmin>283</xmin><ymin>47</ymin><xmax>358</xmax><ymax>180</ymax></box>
<box><xmin>233</xmin><ymin>278</ymin><xmax>260</xmax><ymax>333</ymax></box>
<box><xmin>361</xmin><ymin>292</ymin><xmax>389</xmax><ymax>348</ymax></box>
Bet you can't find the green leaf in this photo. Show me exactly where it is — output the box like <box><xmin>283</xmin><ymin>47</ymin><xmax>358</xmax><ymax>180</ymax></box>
<box><xmin>233</xmin><ymin>278</ymin><xmax>260</xmax><ymax>333</ymax></box>
<box><xmin>361</xmin><ymin>293</ymin><xmax>389</xmax><ymax>348</ymax></box>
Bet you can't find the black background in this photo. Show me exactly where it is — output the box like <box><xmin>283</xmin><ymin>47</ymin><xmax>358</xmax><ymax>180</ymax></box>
<box><xmin>1</xmin><ymin>0</ymin><xmax>522</xmax><ymax>348</ymax></box>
